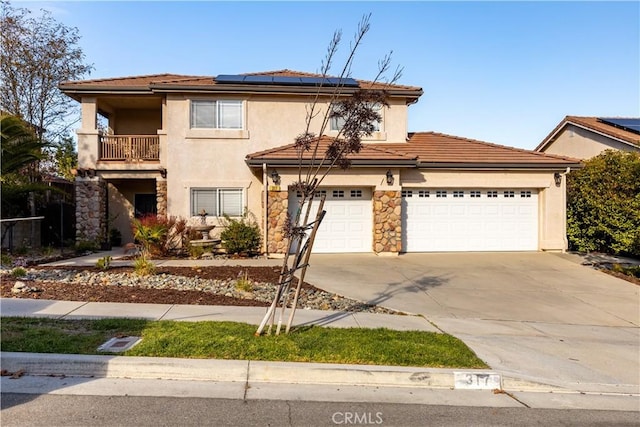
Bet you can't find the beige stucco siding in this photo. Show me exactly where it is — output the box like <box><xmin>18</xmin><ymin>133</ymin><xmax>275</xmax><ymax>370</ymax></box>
<box><xmin>163</xmin><ymin>94</ymin><xmax>408</xmax><ymax>234</ymax></box>
<box><xmin>543</xmin><ymin>124</ymin><xmax>638</xmax><ymax>159</ymax></box>
<box><xmin>112</xmin><ymin>109</ymin><xmax>161</xmax><ymax>135</ymax></box>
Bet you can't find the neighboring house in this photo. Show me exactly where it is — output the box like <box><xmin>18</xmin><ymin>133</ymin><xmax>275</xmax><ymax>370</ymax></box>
<box><xmin>59</xmin><ymin>70</ymin><xmax>580</xmax><ymax>255</ymax></box>
<box><xmin>535</xmin><ymin>116</ymin><xmax>640</xmax><ymax>160</ymax></box>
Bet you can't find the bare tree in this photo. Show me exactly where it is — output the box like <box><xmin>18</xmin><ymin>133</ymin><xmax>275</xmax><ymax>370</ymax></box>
<box><xmin>1</xmin><ymin>1</ymin><xmax>93</xmax><ymax>143</ymax></box>
<box><xmin>256</xmin><ymin>14</ymin><xmax>402</xmax><ymax>335</ymax></box>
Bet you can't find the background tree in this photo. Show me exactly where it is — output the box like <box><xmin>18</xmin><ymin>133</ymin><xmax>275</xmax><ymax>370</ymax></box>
<box><xmin>0</xmin><ymin>114</ymin><xmax>49</xmax><ymax>217</ymax></box>
<box><xmin>566</xmin><ymin>150</ymin><xmax>640</xmax><ymax>257</ymax></box>
<box><xmin>47</xmin><ymin>134</ymin><xmax>78</xmax><ymax>181</ymax></box>
<box><xmin>1</xmin><ymin>1</ymin><xmax>93</xmax><ymax>143</ymax></box>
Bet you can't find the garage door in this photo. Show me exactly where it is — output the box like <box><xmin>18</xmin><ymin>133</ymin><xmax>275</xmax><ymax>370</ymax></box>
<box><xmin>289</xmin><ymin>188</ymin><xmax>372</xmax><ymax>253</ymax></box>
<box><xmin>402</xmin><ymin>189</ymin><xmax>538</xmax><ymax>252</ymax></box>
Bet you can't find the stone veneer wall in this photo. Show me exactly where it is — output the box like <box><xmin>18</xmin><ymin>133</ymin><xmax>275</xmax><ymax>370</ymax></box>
<box><xmin>373</xmin><ymin>190</ymin><xmax>402</xmax><ymax>253</ymax></box>
<box><xmin>266</xmin><ymin>190</ymin><xmax>289</xmax><ymax>254</ymax></box>
<box><xmin>75</xmin><ymin>178</ymin><xmax>107</xmax><ymax>242</ymax></box>
<box><xmin>156</xmin><ymin>179</ymin><xmax>167</xmax><ymax>217</ymax></box>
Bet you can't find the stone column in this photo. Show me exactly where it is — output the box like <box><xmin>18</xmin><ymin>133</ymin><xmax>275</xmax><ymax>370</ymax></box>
<box><xmin>75</xmin><ymin>177</ymin><xmax>107</xmax><ymax>243</ymax></box>
<box><xmin>373</xmin><ymin>190</ymin><xmax>402</xmax><ymax>254</ymax></box>
<box><xmin>267</xmin><ymin>190</ymin><xmax>289</xmax><ymax>254</ymax></box>
<box><xmin>156</xmin><ymin>179</ymin><xmax>167</xmax><ymax>217</ymax></box>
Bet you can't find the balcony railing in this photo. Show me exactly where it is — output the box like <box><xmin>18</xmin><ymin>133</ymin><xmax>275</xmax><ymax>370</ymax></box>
<box><xmin>99</xmin><ymin>135</ymin><xmax>160</xmax><ymax>161</ymax></box>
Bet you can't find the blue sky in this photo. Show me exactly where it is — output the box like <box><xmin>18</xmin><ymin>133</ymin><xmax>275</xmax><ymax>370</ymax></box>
<box><xmin>19</xmin><ymin>1</ymin><xmax>640</xmax><ymax>149</ymax></box>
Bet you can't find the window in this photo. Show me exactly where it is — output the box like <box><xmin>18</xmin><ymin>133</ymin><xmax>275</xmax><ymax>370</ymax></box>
<box><xmin>470</xmin><ymin>191</ymin><xmax>481</xmax><ymax>198</ymax></box>
<box><xmin>332</xmin><ymin>190</ymin><xmax>345</xmax><ymax>198</ymax></box>
<box><xmin>520</xmin><ymin>191</ymin><xmax>532</xmax><ymax>198</ymax></box>
<box><xmin>330</xmin><ymin>103</ymin><xmax>381</xmax><ymax>132</ymax></box>
<box><xmin>350</xmin><ymin>190</ymin><xmax>362</xmax><ymax>198</ymax></box>
<box><xmin>402</xmin><ymin>190</ymin><xmax>413</xmax><ymax>198</ymax></box>
<box><xmin>190</xmin><ymin>100</ymin><xmax>242</xmax><ymax>129</ymax></box>
<box><xmin>191</xmin><ymin>188</ymin><xmax>243</xmax><ymax>217</ymax></box>
<box><xmin>487</xmin><ymin>191</ymin><xmax>498</xmax><ymax>198</ymax></box>
<box><xmin>418</xmin><ymin>190</ymin><xmax>430</xmax><ymax>198</ymax></box>
<box><xmin>504</xmin><ymin>191</ymin><xmax>515</xmax><ymax>198</ymax></box>
<box><xmin>436</xmin><ymin>190</ymin><xmax>447</xmax><ymax>198</ymax></box>
<box><xmin>453</xmin><ymin>191</ymin><xmax>464</xmax><ymax>198</ymax></box>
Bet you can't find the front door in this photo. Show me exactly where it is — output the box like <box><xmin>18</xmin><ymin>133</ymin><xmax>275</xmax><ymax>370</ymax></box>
<box><xmin>134</xmin><ymin>193</ymin><xmax>157</xmax><ymax>218</ymax></box>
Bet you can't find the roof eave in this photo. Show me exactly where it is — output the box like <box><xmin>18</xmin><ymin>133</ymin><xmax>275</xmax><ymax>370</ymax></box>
<box><xmin>246</xmin><ymin>159</ymin><xmax>416</xmax><ymax>168</ymax></box>
<box><xmin>150</xmin><ymin>83</ymin><xmax>423</xmax><ymax>98</ymax></box>
<box><xmin>416</xmin><ymin>162</ymin><xmax>583</xmax><ymax>169</ymax></box>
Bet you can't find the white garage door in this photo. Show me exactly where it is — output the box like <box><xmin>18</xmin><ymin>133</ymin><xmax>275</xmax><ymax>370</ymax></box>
<box><xmin>402</xmin><ymin>189</ymin><xmax>538</xmax><ymax>252</ymax></box>
<box><xmin>289</xmin><ymin>188</ymin><xmax>372</xmax><ymax>253</ymax></box>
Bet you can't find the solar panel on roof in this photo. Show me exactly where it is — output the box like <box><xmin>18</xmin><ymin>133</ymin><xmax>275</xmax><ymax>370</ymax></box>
<box><xmin>215</xmin><ymin>74</ymin><xmax>359</xmax><ymax>87</ymax></box>
<box><xmin>271</xmin><ymin>76</ymin><xmax>303</xmax><ymax>84</ymax></box>
<box><xmin>598</xmin><ymin>118</ymin><xmax>640</xmax><ymax>135</ymax></box>
<box><xmin>243</xmin><ymin>75</ymin><xmax>274</xmax><ymax>84</ymax></box>
<box><xmin>215</xmin><ymin>75</ymin><xmax>246</xmax><ymax>84</ymax></box>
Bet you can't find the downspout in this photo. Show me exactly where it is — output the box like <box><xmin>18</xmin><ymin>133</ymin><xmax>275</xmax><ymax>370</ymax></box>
<box><xmin>263</xmin><ymin>163</ymin><xmax>269</xmax><ymax>256</ymax></box>
<box><xmin>561</xmin><ymin>167</ymin><xmax>571</xmax><ymax>253</ymax></box>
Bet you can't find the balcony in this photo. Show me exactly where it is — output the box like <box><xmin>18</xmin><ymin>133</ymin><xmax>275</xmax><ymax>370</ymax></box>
<box><xmin>99</xmin><ymin>135</ymin><xmax>160</xmax><ymax>162</ymax></box>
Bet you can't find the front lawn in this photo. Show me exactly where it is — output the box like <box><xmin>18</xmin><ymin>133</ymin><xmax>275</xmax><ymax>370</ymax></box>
<box><xmin>0</xmin><ymin>317</ymin><xmax>487</xmax><ymax>368</ymax></box>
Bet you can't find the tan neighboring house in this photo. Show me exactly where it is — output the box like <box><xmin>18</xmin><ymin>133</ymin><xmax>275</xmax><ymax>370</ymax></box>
<box><xmin>535</xmin><ymin>116</ymin><xmax>640</xmax><ymax>160</ymax></box>
<box><xmin>59</xmin><ymin>70</ymin><xmax>580</xmax><ymax>255</ymax></box>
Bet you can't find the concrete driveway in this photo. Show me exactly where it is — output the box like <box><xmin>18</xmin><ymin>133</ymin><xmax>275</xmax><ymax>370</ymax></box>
<box><xmin>303</xmin><ymin>252</ymin><xmax>640</xmax><ymax>394</ymax></box>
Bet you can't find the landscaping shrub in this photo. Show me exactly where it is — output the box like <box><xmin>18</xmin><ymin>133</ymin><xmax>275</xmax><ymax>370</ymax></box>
<box><xmin>133</xmin><ymin>256</ymin><xmax>156</xmax><ymax>276</ymax></box>
<box><xmin>567</xmin><ymin>150</ymin><xmax>640</xmax><ymax>257</ymax></box>
<box><xmin>220</xmin><ymin>211</ymin><xmax>262</xmax><ymax>255</ymax></box>
<box><xmin>131</xmin><ymin>214</ymin><xmax>188</xmax><ymax>257</ymax></box>
<box><xmin>10</xmin><ymin>267</ymin><xmax>26</xmax><ymax>278</ymax></box>
<box><xmin>95</xmin><ymin>256</ymin><xmax>112</xmax><ymax>270</ymax></box>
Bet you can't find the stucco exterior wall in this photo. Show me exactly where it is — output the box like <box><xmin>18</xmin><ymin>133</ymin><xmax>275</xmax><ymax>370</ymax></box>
<box><xmin>163</xmin><ymin>94</ymin><xmax>407</xmax><ymax>233</ymax></box>
<box><xmin>112</xmin><ymin>108</ymin><xmax>161</xmax><ymax>135</ymax></box>
<box><xmin>543</xmin><ymin>124</ymin><xmax>638</xmax><ymax>159</ymax></box>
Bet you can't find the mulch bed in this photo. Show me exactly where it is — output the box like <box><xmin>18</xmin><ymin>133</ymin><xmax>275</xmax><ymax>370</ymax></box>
<box><xmin>0</xmin><ymin>266</ymin><xmax>311</xmax><ymax>307</ymax></box>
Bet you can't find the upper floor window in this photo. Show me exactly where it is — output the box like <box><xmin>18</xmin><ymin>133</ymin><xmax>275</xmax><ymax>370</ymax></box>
<box><xmin>330</xmin><ymin>103</ymin><xmax>381</xmax><ymax>132</ymax></box>
<box><xmin>190</xmin><ymin>100</ymin><xmax>243</xmax><ymax>129</ymax></box>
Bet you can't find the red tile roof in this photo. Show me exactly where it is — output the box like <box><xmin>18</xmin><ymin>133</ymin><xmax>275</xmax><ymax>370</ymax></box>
<box><xmin>246</xmin><ymin>136</ymin><xmax>416</xmax><ymax>166</ymax></box>
<box><xmin>247</xmin><ymin>132</ymin><xmax>580</xmax><ymax>168</ymax></box>
<box><xmin>59</xmin><ymin>70</ymin><xmax>421</xmax><ymax>94</ymax></box>
<box><xmin>536</xmin><ymin>116</ymin><xmax>640</xmax><ymax>151</ymax></box>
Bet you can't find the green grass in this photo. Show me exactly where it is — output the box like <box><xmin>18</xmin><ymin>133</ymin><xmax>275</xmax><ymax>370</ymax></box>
<box><xmin>0</xmin><ymin>317</ymin><xmax>487</xmax><ymax>368</ymax></box>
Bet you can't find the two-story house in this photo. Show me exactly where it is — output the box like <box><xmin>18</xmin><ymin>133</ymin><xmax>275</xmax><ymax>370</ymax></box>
<box><xmin>60</xmin><ymin>70</ymin><xmax>580</xmax><ymax>255</ymax></box>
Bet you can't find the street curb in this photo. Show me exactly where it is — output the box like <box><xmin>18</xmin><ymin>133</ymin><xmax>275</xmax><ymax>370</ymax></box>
<box><xmin>1</xmin><ymin>352</ymin><xmax>568</xmax><ymax>393</ymax></box>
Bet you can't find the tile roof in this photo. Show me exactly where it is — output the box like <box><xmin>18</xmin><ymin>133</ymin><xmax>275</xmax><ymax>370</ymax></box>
<box><xmin>59</xmin><ymin>73</ymin><xmax>207</xmax><ymax>88</ymax></box>
<box><xmin>247</xmin><ymin>132</ymin><xmax>580</xmax><ymax>168</ymax></box>
<box><xmin>59</xmin><ymin>70</ymin><xmax>421</xmax><ymax>94</ymax></box>
<box><xmin>246</xmin><ymin>136</ymin><xmax>416</xmax><ymax>166</ymax></box>
<box><xmin>536</xmin><ymin>116</ymin><xmax>640</xmax><ymax>151</ymax></box>
<box><xmin>380</xmin><ymin>132</ymin><xmax>581</xmax><ymax>166</ymax></box>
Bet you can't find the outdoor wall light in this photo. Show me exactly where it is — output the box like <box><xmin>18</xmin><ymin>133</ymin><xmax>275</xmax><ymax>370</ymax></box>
<box><xmin>554</xmin><ymin>172</ymin><xmax>562</xmax><ymax>187</ymax></box>
<box><xmin>159</xmin><ymin>167</ymin><xmax>167</xmax><ymax>178</ymax></box>
<box><xmin>386</xmin><ymin>170</ymin><xmax>394</xmax><ymax>185</ymax></box>
<box><xmin>271</xmin><ymin>170</ymin><xmax>281</xmax><ymax>185</ymax></box>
